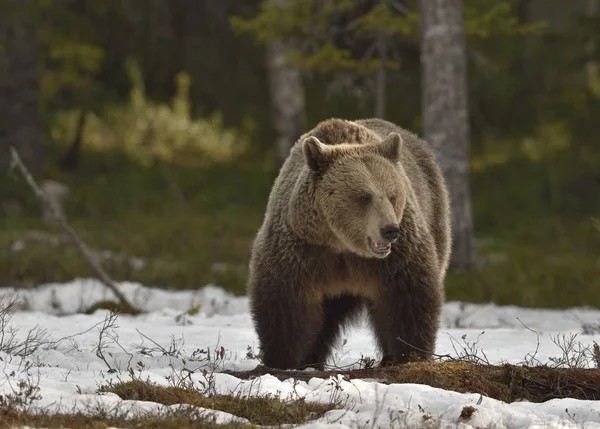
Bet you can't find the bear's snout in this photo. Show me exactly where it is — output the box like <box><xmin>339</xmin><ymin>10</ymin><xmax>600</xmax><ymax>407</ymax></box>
<box><xmin>380</xmin><ymin>223</ymin><xmax>400</xmax><ymax>242</ymax></box>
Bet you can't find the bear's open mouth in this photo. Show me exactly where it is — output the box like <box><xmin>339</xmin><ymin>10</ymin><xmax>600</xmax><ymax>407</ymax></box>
<box><xmin>368</xmin><ymin>237</ymin><xmax>392</xmax><ymax>257</ymax></box>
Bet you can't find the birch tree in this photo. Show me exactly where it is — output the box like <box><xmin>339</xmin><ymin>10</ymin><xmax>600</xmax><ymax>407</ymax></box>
<box><xmin>265</xmin><ymin>0</ymin><xmax>306</xmax><ymax>166</ymax></box>
<box><xmin>419</xmin><ymin>0</ymin><xmax>474</xmax><ymax>270</ymax></box>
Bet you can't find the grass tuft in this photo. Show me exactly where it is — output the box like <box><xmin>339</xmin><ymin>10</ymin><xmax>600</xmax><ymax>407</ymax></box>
<box><xmin>459</xmin><ymin>405</ymin><xmax>477</xmax><ymax>420</ymax></box>
<box><xmin>369</xmin><ymin>361</ymin><xmax>600</xmax><ymax>402</ymax></box>
<box><xmin>84</xmin><ymin>300</ymin><xmax>142</xmax><ymax>315</ymax></box>
<box><xmin>102</xmin><ymin>380</ymin><xmax>338</xmax><ymax>426</ymax></box>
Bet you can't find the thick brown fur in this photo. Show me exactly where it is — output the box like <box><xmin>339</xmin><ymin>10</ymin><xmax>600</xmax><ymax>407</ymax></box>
<box><xmin>247</xmin><ymin>118</ymin><xmax>451</xmax><ymax>370</ymax></box>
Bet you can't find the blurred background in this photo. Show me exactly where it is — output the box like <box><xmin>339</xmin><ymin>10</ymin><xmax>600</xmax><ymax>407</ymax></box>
<box><xmin>0</xmin><ymin>0</ymin><xmax>599</xmax><ymax>309</ymax></box>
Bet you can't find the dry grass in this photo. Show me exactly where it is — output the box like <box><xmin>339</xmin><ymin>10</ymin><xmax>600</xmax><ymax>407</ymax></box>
<box><xmin>0</xmin><ymin>407</ymin><xmax>252</xmax><ymax>429</ymax></box>
<box><xmin>226</xmin><ymin>361</ymin><xmax>600</xmax><ymax>403</ymax></box>
<box><xmin>384</xmin><ymin>361</ymin><xmax>600</xmax><ymax>402</ymax></box>
<box><xmin>101</xmin><ymin>380</ymin><xmax>338</xmax><ymax>426</ymax></box>
<box><xmin>1</xmin><ymin>362</ymin><xmax>599</xmax><ymax>428</ymax></box>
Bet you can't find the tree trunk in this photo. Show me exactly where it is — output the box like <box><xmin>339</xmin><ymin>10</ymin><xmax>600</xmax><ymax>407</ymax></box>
<box><xmin>374</xmin><ymin>35</ymin><xmax>387</xmax><ymax>118</ymax></box>
<box><xmin>60</xmin><ymin>109</ymin><xmax>88</xmax><ymax>171</ymax></box>
<box><xmin>419</xmin><ymin>0</ymin><xmax>474</xmax><ymax>271</ymax></box>
<box><xmin>266</xmin><ymin>0</ymin><xmax>306</xmax><ymax>166</ymax></box>
<box><xmin>586</xmin><ymin>0</ymin><xmax>600</xmax><ymax>96</ymax></box>
<box><xmin>0</xmin><ymin>0</ymin><xmax>45</xmax><ymax>176</ymax></box>
<box><xmin>168</xmin><ymin>0</ymin><xmax>189</xmax><ymax>89</ymax></box>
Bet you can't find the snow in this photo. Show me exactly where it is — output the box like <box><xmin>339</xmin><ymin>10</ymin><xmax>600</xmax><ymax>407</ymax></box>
<box><xmin>0</xmin><ymin>278</ymin><xmax>599</xmax><ymax>428</ymax></box>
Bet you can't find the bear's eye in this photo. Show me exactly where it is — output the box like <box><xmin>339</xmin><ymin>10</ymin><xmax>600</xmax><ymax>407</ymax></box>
<box><xmin>390</xmin><ymin>196</ymin><xmax>397</xmax><ymax>205</ymax></box>
<box><xmin>358</xmin><ymin>195</ymin><xmax>372</xmax><ymax>207</ymax></box>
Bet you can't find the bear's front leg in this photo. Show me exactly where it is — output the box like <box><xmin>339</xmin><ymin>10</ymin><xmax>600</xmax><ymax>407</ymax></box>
<box><xmin>249</xmin><ymin>272</ymin><xmax>323</xmax><ymax>370</ymax></box>
<box><xmin>299</xmin><ymin>294</ymin><xmax>365</xmax><ymax>370</ymax></box>
<box><xmin>369</xmin><ymin>261</ymin><xmax>443</xmax><ymax>366</ymax></box>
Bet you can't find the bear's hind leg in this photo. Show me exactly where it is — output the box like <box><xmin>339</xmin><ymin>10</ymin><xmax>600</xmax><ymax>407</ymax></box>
<box><xmin>299</xmin><ymin>294</ymin><xmax>364</xmax><ymax>370</ymax></box>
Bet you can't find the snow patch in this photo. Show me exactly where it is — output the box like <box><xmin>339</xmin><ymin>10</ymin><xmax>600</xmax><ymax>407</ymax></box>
<box><xmin>0</xmin><ymin>278</ymin><xmax>599</xmax><ymax>428</ymax></box>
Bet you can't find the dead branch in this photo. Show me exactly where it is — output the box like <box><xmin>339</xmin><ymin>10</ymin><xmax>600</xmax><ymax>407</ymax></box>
<box><xmin>9</xmin><ymin>147</ymin><xmax>135</xmax><ymax>310</ymax></box>
<box><xmin>94</xmin><ymin>311</ymin><xmax>121</xmax><ymax>374</ymax></box>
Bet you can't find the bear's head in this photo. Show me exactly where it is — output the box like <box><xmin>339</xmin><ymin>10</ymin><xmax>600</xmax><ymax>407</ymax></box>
<box><xmin>302</xmin><ymin>131</ymin><xmax>406</xmax><ymax>259</ymax></box>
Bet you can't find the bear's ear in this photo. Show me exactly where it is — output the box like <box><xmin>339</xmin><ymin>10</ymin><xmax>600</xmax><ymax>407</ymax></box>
<box><xmin>378</xmin><ymin>132</ymin><xmax>402</xmax><ymax>163</ymax></box>
<box><xmin>302</xmin><ymin>136</ymin><xmax>333</xmax><ymax>172</ymax></box>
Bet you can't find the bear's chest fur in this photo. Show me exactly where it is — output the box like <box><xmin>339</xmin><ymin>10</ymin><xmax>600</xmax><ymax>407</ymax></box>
<box><xmin>307</xmin><ymin>251</ymin><xmax>381</xmax><ymax>301</ymax></box>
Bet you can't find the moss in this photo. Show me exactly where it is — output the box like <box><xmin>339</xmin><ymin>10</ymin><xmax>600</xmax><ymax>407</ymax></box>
<box><xmin>84</xmin><ymin>300</ymin><xmax>141</xmax><ymax>315</ymax></box>
<box><xmin>459</xmin><ymin>405</ymin><xmax>477</xmax><ymax>420</ymax></box>
<box><xmin>377</xmin><ymin>361</ymin><xmax>600</xmax><ymax>403</ymax></box>
<box><xmin>102</xmin><ymin>380</ymin><xmax>338</xmax><ymax>426</ymax></box>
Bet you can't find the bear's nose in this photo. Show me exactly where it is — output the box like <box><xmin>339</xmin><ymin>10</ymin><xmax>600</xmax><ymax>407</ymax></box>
<box><xmin>380</xmin><ymin>223</ymin><xmax>400</xmax><ymax>242</ymax></box>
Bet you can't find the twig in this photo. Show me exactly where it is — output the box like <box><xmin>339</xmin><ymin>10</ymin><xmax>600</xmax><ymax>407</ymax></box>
<box><xmin>135</xmin><ymin>328</ymin><xmax>175</xmax><ymax>356</ymax></box>
<box><xmin>0</xmin><ymin>296</ymin><xmax>51</xmax><ymax>357</ymax></box>
<box><xmin>9</xmin><ymin>147</ymin><xmax>134</xmax><ymax>309</ymax></box>
<box><xmin>94</xmin><ymin>311</ymin><xmax>120</xmax><ymax>374</ymax></box>
<box><xmin>517</xmin><ymin>317</ymin><xmax>542</xmax><ymax>367</ymax></box>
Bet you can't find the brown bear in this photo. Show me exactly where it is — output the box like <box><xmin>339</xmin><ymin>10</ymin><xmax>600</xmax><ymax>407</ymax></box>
<box><xmin>247</xmin><ymin>118</ymin><xmax>451</xmax><ymax>370</ymax></box>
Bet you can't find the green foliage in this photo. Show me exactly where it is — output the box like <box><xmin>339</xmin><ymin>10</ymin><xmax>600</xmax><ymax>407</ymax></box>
<box><xmin>448</xmin><ymin>121</ymin><xmax>600</xmax><ymax>308</ymax></box>
<box><xmin>50</xmin><ymin>60</ymin><xmax>251</xmax><ymax>166</ymax></box>
<box><xmin>231</xmin><ymin>0</ymin><xmax>542</xmax><ymax>78</ymax></box>
<box><xmin>36</xmin><ymin>0</ymin><xmax>130</xmax><ymax>110</ymax></box>
<box><xmin>84</xmin><ymin>300</ymin><xmax>141</xmax><ymax>315</ymax></box>
<box><xmin>175</xmin><ymin>304</ymin><xmax>202</xmax><ymax>325</ymax></box>
<box><xmin>231</xmin><ymin>0</ymin><xmax>405</xmax><ymax>76</ymax></box>
<box><xmin>231</xmin><ymin>0</ymin><xmax>311</xmax><ymax>43</ymax></box>
<box><xmin>42</xmin><ymin>37</ymin><xmax>104</xmax><ymax>97</ymax></box>
<box><xmin>464</xmin><ymin>0</ymin><xmax>546</xmax><ymax>39</ymax></box>
<box><xmin>230</xmin><ymin>0</ymin><xmax>356</xmax><ymax>42</ymax></box>
<box><xmin>0</xmin><ymin>132</ymin><xmax>276</xmax><ymax>293</ymax></box>
<box><xmin>356</xmin><ymin>3</ymin><xmax>418</xmax><ymax>38</ymax></box>
<box><xmin>285</xmin><ymin>42</ymin><xmax>392</xmax><ymax>74</ymax></box>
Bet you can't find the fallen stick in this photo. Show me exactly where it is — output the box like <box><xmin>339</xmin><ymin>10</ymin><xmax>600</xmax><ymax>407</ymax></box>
<box><xmin>9</xmin><ymin>147</ymin><xmax>135</xmax><ymax>310</ymax></box>
<box><xmin>222</xmin><ymin>365</ymin><xmax>385</xmax><ymax>383</ymax></box>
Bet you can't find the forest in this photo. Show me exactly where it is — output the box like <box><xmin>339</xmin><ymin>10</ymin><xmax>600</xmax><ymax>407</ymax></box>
<box><xmin>1</xmin><ymin>0</ymin><xmax>600</xmax><ymax>309</ymax></box>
